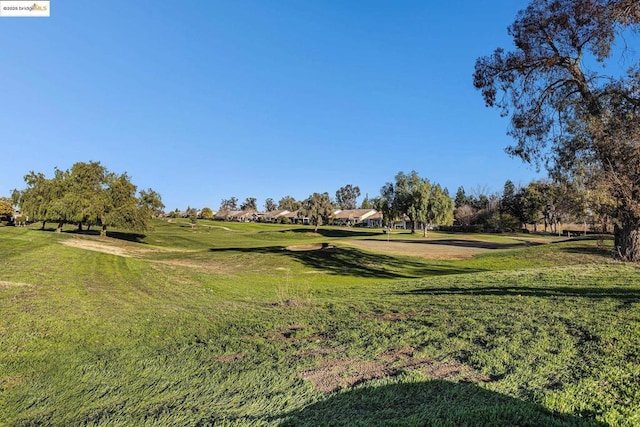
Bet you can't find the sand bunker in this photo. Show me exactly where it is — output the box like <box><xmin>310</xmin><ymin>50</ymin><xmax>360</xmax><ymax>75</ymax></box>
<box><xmin>286</xmin><ymin>243</ymin><xmax>333</xmax><ymax>251</ymax></box>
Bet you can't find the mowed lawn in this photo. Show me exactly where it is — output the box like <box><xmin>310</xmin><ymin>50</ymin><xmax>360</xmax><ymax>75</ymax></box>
<box><xmin>0</xmin><ymin>220</ymin><xmax>638</xmax><ymax>426</ymax></box>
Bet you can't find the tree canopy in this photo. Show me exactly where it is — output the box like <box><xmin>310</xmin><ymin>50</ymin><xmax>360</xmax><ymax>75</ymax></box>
<box><xmin>0</xmin><ymin>197</ymin><xmax>13</xmax><ymax>221</ymax></box>
<box><xmin>379</xmin><ymin>171</ymin><xmax>454</xmax><ymax>234</ymax></box>
<box><xmin>335</xmin><ymin>184</ymin><xmax>361</xmax><ymax>210</ymax></box>
<box><xmin>300</xmin><ymin>192</ymin><xmax>334</xmax><ymax>232</ymax></box>
<box><xmin>13</xmin><ymin>161</ymin><xmax>159</xmax><ymax>235</ymax></box>
<box><xmin>219</xmin><ymin>197</ymin><xmax>238</xmax><ymax>212</ymax></box>
<box><xmin>474</xmin><ymin>0</ymin><xmax>640</xmax><ymax>260</ymax></box>
<box><xmin>278</xmin><ymin>196</ymin><xmax>301</xmax><ymax>211</ymax></box>
<box><xmin>240</xmin><ymin>197</ymin><xmax>257</xmax><ymax>211</ymax></box>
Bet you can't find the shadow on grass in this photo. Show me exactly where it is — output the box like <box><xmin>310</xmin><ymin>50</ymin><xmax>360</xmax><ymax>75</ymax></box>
<box><xmin>279</xmin><ymin>380</ymin><xmax>601</xmax><ymax>426</ymax></box>
<box><xmin>560</xmin><ymin>246</ymin><xmax>612</xmax><ymax>258</ymax></box>
<box><xmin>34</xmin><ymin>226</ymin><xmax>147</xmax><ymax>244</ymax></box>
<box><xmin>209</xmin><ymin>245</ymin><xmax>483</xmax><ymax>279</ymax></box>
<box><xmin>363</xmin><ymin>238</ymin><xmax>541</xmax><ymax>250</ymax></box>
<box><xmin>399</xmin><ymin>285</ymin><xmax>640</xmax><ymax>301</ymax></box>
<box><xmin>281</xmin><ymin>227</ymin><xmax>384</xmax><ymax>238</ymax></box>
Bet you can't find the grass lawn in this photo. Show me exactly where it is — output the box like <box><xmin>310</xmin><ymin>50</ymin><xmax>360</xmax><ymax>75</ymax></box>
<box><xmin>0</xmin><ymin>220</ymin><xmax>638</xmax><ymax>426</ymax></box>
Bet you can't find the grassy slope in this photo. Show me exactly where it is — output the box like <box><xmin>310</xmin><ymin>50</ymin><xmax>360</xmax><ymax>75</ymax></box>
<box><xmin>0</xmin><ymin>220</ymin><xmax>638</xmax><ymax>426</ymax></box>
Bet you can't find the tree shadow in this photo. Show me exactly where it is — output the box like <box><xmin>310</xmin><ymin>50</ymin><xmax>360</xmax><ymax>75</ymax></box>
<box><xmin>363</xmin><ymin>238</ymin><xmax>539</xmax><ymax>250</ymax></box>
<box><xmin>282</xmin><ymin>227</ymin><xmax>384</xmax><ymax>238</ymax></box>
<box><xmin>560</xmin><ymin>246</ymin><xmax>611</xmax><ymax>258</ymax></box>
<box><xmin>209</xmin><ymin>246</ymin><xmax>483</xmax><ymax>279</ymax></box>
<box><xmin>106</xmin><ymin>231</ymin><xmax>147</xmax><ymax>243</ymax></box>
<box><xmin>399</xmin><ymin>285</ymin><xmax>640</xmax><ymax>302</ymax></box>
<box><xmin>279</xmin><ymin>380</ymin><xmax>601</xmax><ymax>426</ymax></box>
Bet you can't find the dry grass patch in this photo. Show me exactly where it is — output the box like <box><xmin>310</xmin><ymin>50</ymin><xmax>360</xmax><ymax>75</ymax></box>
<box><xmin>302</xmin><ymin>358</ymin><xmax>393</xmax><ymax>394</ymax></box>
<box><xmin>215</xmin><ymin>353</ymin><xmax>246</xmax><ymax>363</ymax></box>
<box><xmin>359</xmin><ymin>312</ymin><xmax>415</xmax><ymax>323</ymax></box>
<box><xmin>0</xmin><ymin>280</ymin><xmax>34</xmax><ymax>288</ymax></box>
<box><xmin>302</xmin><ymin>347</ymin><xmax>490</xmax><ymax>393</ymax></box>
<box><xmin>343</xmin><ymin>239</ymin><xmax>491</xmax><ymax>260</ymax></box>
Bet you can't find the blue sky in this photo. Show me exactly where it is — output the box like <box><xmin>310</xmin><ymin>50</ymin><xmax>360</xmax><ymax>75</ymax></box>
<box><xmin>1</xmin><ymin>0</ymin><xmax>543</xmax><ymax>211</ymax></box>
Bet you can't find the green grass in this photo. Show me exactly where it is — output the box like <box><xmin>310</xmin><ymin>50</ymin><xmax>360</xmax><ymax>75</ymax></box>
<box><xmin>0</xmin><ymin>220</ymin><xmax>638</xmax><ymax>426</ymax></box>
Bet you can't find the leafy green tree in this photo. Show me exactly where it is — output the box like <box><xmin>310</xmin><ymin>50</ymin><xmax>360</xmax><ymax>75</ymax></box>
<box><xmin>240</xmin><ymin>197</ymin><xmax>257</xmax><ymax>211</ymax></box>
<box><xmin>98</xmin><ymin>172</ymin><xmax>148</xmax><ymax>236</ymax></box>
<box><xmin>474</xmin><ymin>0</ymin><xmax>640</xmax><ymax>259</ymax></box>
<box><xmin>501</xmin><ymin>180</ymin><xmax>517</xmax><ymax>217</ymax></box>
<box><xmin>13</xmin><ymin>162</ymin><xmax>155</xmax><ymax>235</ymax></box>
<box><xmin>454</xmin><ymin>186</ymin><xmax>468</xmax><ymax>209</ymax></box>
<box><xmin>264</xmin><ymin>198</ymin><xmax>277</xmax><ymax>212</ymax></box>
<box><xmin>200</xmin><ymin>207</ymin><xmax>214</xmax><ymax>219</ymax></box>
<box><xmin>185</xmin><ymin>206</ymin><xmax>198</xmax><ymax>228</ymax></box>
<box><xmin>13</xmin><ymin>171</ymin><xmax>56</xmax><ymax>230</ymax></box>
<box><xmin>335</xmin><ymin>184</ymin><xmax>361</xmax><ymax>210</ymax></box>
<box><xmin>360</xmin><ymin>194</ymin><xmax>372</xmax><ymax>210</ymax></box>
<box><xmin>278</xmin><ymin>196</ymin><xmax>301</xmax><ymax>211</ymax></box>
<box><xmin>515</xmin><ymin>183</ymin><xmax>545</xmax><ymax>232</ymax></box>
<box><xmin>138</xmin><ymin>188</ymin><xmax>165</xmax><ymax>218</ymax></box>
<box><xmin>425</xmin><ymin>185</ymin><xmax>454</xmax><ymax>236</ymax></box>
<box><xmin>300</xmin><ymin>192</ymin><xmax>334</xmax><ymax>232</ymax></box>
<box><xmin>381</xmin><ymin>171</ymin><xmax>453</xmax><ymax>235</ymax></box>
<box><xmin>219</xmin><ymin>197</ymin><xmax>238</xmax><ymax>211</ymax></box>
<box><xmin>378</xmin><ymin>183</ymin><xmax>398</xmax><ymax>228</ymax></box>
<box><xmin>0</xmin><ymin>197</ymin><xmax>14</xmax><ymax>221</ymax></box>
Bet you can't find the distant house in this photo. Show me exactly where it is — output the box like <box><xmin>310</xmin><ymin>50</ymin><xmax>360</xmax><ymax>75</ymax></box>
<box><xmin>392</xmin><ymin>215</ymin><xmax>412</xmax><ymax>229</ymax></box>
<box><xmin>363</xmin><ymin>211</ymin><xmax>383</xmax><ymax>228</ymax></box>
<box><xmin>332</xmin><ymin>209</ymin><xmax>378</xmax><ymax>227</ymax></box>
<box><xmin>281</xmin><ymin>210</ymin><xmax>309</xmax><ymax>225</ymax></box>
<box><xmin>262</xmin><ymin>210</ymin><xmax>290</xmax><ymax>223</ymax></box>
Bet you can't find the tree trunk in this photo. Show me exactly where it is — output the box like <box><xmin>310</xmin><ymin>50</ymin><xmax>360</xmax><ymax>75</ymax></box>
<box><xmin>423</xmin><ymin>223</ymin><xmax>427</xmax><ymax>237</ymax></box>
<box><xmin>56</xmin><ymin>222</ymin><xmax>63</xmax><ymax>233</ymax></box>
<box><xmin>614</xmin><ymin>220</ymin><xmax>640</xmax><ymax>261</ymax></box>
<box><xmin>78</xmin><ymin>223</ymin><xmax>83</xmax><ymax>231</ymax></box>
<box><xmin>41</xmin><ymin>221</ymin><xmax>46</xmax><ymax>230</ymax></box>
<box><xmin>100</xmin><ymin>224</ymin><xmax>107</xmax><ymax>237</ymax></box>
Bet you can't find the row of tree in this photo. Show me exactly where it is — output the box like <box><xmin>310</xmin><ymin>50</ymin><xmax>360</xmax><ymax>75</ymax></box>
<box><xmin>212</xmin><ymin>185</ymin><xmax>363</xmax><ymax>214</ymax></box>
<box><xmin>11</xmin><ymin>162</ymin><xmax>164</xmax><ymax>235</ymax></box>
<box><xmin>453</xmin><ymin>179</ymin><xmax>607</xmax><ymax>234</ymax></box>
<box><xmin>201</xmin><ymin>172</ymin><xmax>453</xmax><ymax>235</ymax></box>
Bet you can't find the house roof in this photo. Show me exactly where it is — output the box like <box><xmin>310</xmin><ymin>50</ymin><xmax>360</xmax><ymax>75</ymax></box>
<box><xmin>263</xmin><ymin>209</ymin><xmax>289</xmax><ymax>219</ymax></box>
<box><xmin>333</xmin><ymin>209</ymin><xmax>377</xmax><ymax>220</ymax></box>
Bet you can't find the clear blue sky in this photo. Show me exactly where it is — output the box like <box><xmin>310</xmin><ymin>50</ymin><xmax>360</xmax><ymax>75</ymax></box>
<box><xmin>1</xmin><ymin>0</ymin><xmax>542</xmax><ymax>211</ymax></box>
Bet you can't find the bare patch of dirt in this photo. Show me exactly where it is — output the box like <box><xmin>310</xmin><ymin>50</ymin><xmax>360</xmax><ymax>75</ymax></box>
<box><xmin>378</xmin><ymin>347</ymin><xmax>417</xmax><ymax>363</ymax></box>
<box><xmin>301</xmin><ymin>348</ymin><xmax>490</xmax><ymax>393</ymax></box>
<box><xmin>292</xmin><ymin>347</ymin><xmax>342</xmax><ymax>360</ymax></box>
<box><xmin>0</xmin><ymin>280</ymin><xmax>34</xmax><ymax>288</ymax></box>
<box><xmin>302</xmin><ymin>358</ymin><xmax>394</xmax><ymax>393</ymax></box>
<box><xmin>418</xmin><ymin>360</ymin><xmax>490</xmax><ymax>382</ymax></box>
<box><xmin>60</xmin><ymin>237</ymin><xmax>178</xmax><ymax>258</ymax></box>
<box><xmin>359</xmin><ymin>312</ymin><xmax>414</xmax><ymax>323</ymax></box>
<box><xmin>215</xmin><ymin>353</ymin><xmax>246</xmax><ymax>363</ymax></box>
<box><xmin>0</xmin><ymin>376</ymin><xmax>23</xmax><ymax>391</ymax></box>
<box><xmin>61</xmin><ymin>238</ymin><xmax>132</xmax><ymax>257</ymax></box>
